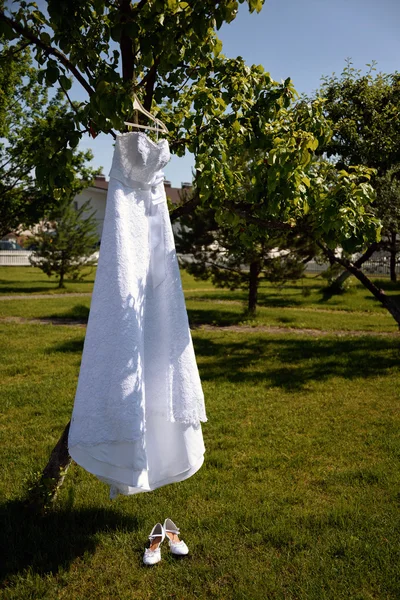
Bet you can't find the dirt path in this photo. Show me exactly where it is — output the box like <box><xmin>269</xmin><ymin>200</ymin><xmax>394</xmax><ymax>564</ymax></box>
<box><xmin>0</xmin><ymin>315</ymin><xmax>397</xmax><ymax>337</ymax></box>
<box><xmin>0</xmin><ymin>316</ymin><xmax>87</xmax><ymax>327</ymax></box>
<box><xmin>0</xmin><ymin>292</ymin><xmax>92</xmax><ymax>300</ymax></box>
<box><xmin>0</xmin><ymin>289</ymin><xmax>222</xmax><ymax>300</ymax></box>
<box><xmin>197</xmin><ymin>324</ymin><xmax>398</xmax><ymax>337</ymax></box>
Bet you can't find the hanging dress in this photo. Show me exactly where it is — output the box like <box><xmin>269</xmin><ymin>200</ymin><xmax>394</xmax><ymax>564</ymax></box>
<box><xmin>68</xmin><ymin>131</ymin><xmax>206</xmax><ymax>498</ymax></box>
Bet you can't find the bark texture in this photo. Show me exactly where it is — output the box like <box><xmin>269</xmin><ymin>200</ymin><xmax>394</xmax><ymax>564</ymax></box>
<box><xmin>27</xmin><ymin>422</ymin><xmax>72</xmax><ymax>512</ymax></box>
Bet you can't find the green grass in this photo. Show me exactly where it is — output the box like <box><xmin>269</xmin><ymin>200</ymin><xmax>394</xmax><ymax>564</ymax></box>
<box><xmin>2</xmin><ymin>266</ymin><xmax>400</xmax><ymax>315</ymax></box>
<box><xmin>0</xmin><ymin>267</ymin><xmax>399</xmax><ymax>333</ymax></box>
<box><xmin>0</xmin><ymin>266</ymin><xmax>95</xmax><ymax>294</ymax></box>
<box><xmin>0</xmin><ymin>295</ymin><xmax>396</xmax><ymax>334</ymax></box>
<box><xmin>1</xmin><ymin>324</ymin><xmax>400</xmax><ymax>599</ymax></box>
<box><xmin>1</xmin><ymin>269</ymin><xmax>400</xmax><ymax>599</ymax></box>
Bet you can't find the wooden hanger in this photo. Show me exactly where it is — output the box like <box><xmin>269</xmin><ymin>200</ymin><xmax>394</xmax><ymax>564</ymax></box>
<box><xmin>124</xmin><ymin>94</ymin><xmax>168</xmax><ymax>134</ymax></box>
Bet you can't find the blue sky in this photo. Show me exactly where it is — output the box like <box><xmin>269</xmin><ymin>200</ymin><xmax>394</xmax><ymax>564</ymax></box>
<box><xmin>76</xmin><ymin>0</ymin><xmax>399</xmax><ymax>186</ymax></box>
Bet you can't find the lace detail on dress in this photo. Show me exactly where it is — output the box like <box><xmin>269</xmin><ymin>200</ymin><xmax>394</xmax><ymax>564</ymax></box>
<box><xmin>109</xmin><ymin>131</ymin><xmax>170</xmax><ymax>187</ymax></box>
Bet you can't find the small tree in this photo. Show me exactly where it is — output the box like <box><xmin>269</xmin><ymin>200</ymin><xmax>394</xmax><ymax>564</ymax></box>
<box><xmin>176</xmin><ymin>204</ymin><xmax>314</xmax><ymax>314</ymax></box>
<box><xmin>30</xmin><ymin>198</ymin><xmax>99</xmax><ymax>288</ymax></box>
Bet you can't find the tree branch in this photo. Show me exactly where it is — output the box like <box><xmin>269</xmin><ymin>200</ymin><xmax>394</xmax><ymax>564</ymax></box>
<box><xmin>58</xmin><ymin>77</ymin><xmax>80</xmax><ymax>116</ymax></box>
<box><xmin>0</xmin><ymin>10</ymin><xmax>95</xmax><ymax>98</ymax></box>
<box><xmin>141</xmin><ymin>57</ymin><xmax>160</xmax><ymax>112</ymax></box>
<box><xmin>119</xmin><ymin>0</ymin><xmax>135</xmax><ymax>83</ymax></box>
<box><xmin>170</xmin><ymin>191</ymin><xmax>201</xmax><ymax>221</ymax></box>
<box><xmin>0</xmin><ymin>40</ymin><xmax>31</xmax><ymax>60</ymax></box>
<box><xmin>353</xmin><ymin>241</ymin><xmax>380</xmax><ymax>267</ymax></box>
<box><xmin>225</xmin><ymin>201</ymin><xmax>297</xmax><ymax>232</ymax></box>
<box><xmin>317</xmin><ymin>241</ymin><xmax>392</xmax><ymax>307</ymax></box>
<box><xmin>202</xmin><ymin>259</ymin><xmax>243</xmax><ymax>275</ymax></box>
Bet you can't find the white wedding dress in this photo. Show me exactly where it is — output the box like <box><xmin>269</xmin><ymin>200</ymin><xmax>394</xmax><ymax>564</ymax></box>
<box><xmin>68</xmin><ymin>132</ymin><xmax>206</xmax><ymax>498</ymax></box>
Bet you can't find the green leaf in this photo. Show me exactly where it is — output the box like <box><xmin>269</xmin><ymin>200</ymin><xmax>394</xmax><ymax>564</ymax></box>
<box><xmin>0</xmin><ymin>21</ymin><xmax>17</xmax><ymax>40</ymax></box>
<box><xmin>40</xmin><ymin>32</ymin><xmax>51</xmax><ymax>45</ymax></box>
<box><xmin>59</xmin><ymin>75</ymin><xmax>72</xmax><ymax>91</ymax></box>
<box><xmin>213</xmin><ymin>37</ymin><xmax>223</xmax><ymax>56</ymax></box>
<box><xmin>69</xmin><ymin>133</ymin><xmax>80</xmax><ymax>148</ymax></box>
<box><xmin>248</xmin><ymin>0</ymin><xmax>263</xmax><ymax>13</ymax></box>
<box><xmin>110</xmin><ymin>24</ymin><xmax>122</xmax><ymax>42</ymax></box>
<box><xmin>232</xmin><ymin>120</ymin><xmax>241</xmax><ymax>133</ymax></box>
<box><xmin>46</xmin><ymin>65</ymin><xmax>59</xmax><ymax>85</ymax></box>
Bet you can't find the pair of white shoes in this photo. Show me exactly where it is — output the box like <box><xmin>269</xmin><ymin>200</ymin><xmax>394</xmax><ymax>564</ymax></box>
<box><xmin>143</xmin><ymin>518</ymin><xmax>189</xmax><ymax>565</ymax></box>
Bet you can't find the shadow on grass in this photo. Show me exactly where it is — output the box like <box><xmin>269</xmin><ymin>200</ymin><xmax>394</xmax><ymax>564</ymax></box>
<box><xmin>47</xmin><ymin>304</ymin><xmax>91</xmax><ymax>322</ymax></box>
<box><xmin>318</xmin><ymin>285</ymin><xmax>348</xmax><ymax>304</ymax></box>
<box><xmin>0</xmin><ymin>285</ymin><xmax>61</xmax><ymax>294</ymax></box>
<box><xmin>193</xmin><ymin>335</ymin><xmax>400</xmax><ymax>390</ymax></box>
<box><xmin>0</xmin><ymin>281</ymin><xmax>94</xmax><ymax>295</ymax></box>
<box><xmin>188</xmin><ymin>307</ymin><xmax>244</xmax><ymax>327</ymax></box>
<box><xmin>363</xmin><ymin>292</ymin><xmax>400</xmax><ymax>306</ymax></box>
<box><xmin>0</xmin><ymin>500</ymin><xmax>138</xmax><ymax>584</ymax></box>
<box><xmin>187</xmin><ymin>293</ymin><xmax>307</xmax><ymax>309</ymax></box>
<box><xmin>372</xmin><ymin>279</ymin><xmax>400</xmax><ymax>291</ymax></box>
<box><xmin>48</xmin><ymin>338</ymin><xmax>85</xmax><ymax>354</ymax></box>
<box><xmin>257</xmin><ymin>296</ymin><xmax>303</xmax><ymax>308</ymax></box>
<box><xmin>318</xmin><ymin>277</ymin><xmax>400</xmax><ymax>307</ymax></box>
<box><xmin>58</xmin><ymin>304</ymin><xmax>91</xmax><ymax>320</ymax></box>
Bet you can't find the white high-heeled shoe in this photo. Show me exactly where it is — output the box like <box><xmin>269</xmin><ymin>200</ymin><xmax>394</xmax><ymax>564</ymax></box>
<box><xmin>143</xmin><ymin>523</ymin><xmax>165</xmax><ymax>565</ymax></box>
<box><xmin>163</xmin><ymin>518</ymin><xmax>189</xmax><ymax>556</ymax></box>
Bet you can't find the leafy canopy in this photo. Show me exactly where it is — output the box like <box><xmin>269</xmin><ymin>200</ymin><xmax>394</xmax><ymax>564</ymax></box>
<box><xmin>317</xmin><ymin>61</ymin><xmax>400</xmax><ymax>242</ymax></box>
<box><xmin>0</xmin><ymin>35</ymin><xmax>98</xmax><ymax>236</ymax></box>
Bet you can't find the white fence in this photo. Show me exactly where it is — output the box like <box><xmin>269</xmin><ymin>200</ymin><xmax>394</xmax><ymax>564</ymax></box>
<box><xmin>0</xmin><ymin>250</ymin><xmax>33</xmax><ymax>266</ymax></box>
<box><xmin>305</xmin><ymin>258</ymin><xmax>400</xmax><ymax>276</ymax></box>
<box><xmin>305</xmin><ymin>261</ymin><xmax>330</xmax><ymax>273</ymax></box>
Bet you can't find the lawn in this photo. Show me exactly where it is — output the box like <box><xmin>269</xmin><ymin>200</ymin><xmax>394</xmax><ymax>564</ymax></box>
<box><xmin>0</xmin><ymin>267</ymin><xmax>399</xmax><ymax>599</ymax></box>
<box><xmin>0</xmin><ymin>266</ymin><xmax>399</xmax><ymax>333</ymax></box>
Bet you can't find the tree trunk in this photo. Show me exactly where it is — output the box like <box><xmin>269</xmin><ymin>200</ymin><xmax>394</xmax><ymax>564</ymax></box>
<box><xmin>248</xmin><ymin>259</ymin><xmax>261</xmax><ymax>315</ymax></box>
<box><xmin>334</xmin><ymin>242</ymin><xmax>379</xmax><ymax>287</ymax></box>
<box><xmin>119</xmin><ymin>0</ymin><xmax>135</xmax><ymax>84</ymax></box>
<box><xmin>58</xmin><ymin>269</ymin><xmax>65</xmax><ymax>288</ymax></box>
<box><xmin>320</xmin><ymin>243</ymin><xmax>400</xmax><ymax>328</ymax></box>
<box><xmin>390</xmin><ymin>231</ymin><xmax>397</xmax><ymax>282</ymax></box>
<box><xmin>27</xmin><ymin>421</ymin><xmax>72</xmax><ymax>512</ymax></box>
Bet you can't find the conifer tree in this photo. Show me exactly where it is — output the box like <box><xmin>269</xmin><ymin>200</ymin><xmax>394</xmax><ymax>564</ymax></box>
<box><xmin>176</xmin><ymin>205</ymin><xmax>315</xmax><ymax>314</ymax></box>
<box><xmin>30</xmin><ymin>198</ymin><xmax>99</xmax><ymax>288</ymax></box>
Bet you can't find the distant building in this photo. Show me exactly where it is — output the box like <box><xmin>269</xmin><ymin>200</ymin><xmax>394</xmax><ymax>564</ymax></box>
<box><xmin>74</xmin><ymin>174</ymin><xmax>192</xmax><ymax>239</ymax></box>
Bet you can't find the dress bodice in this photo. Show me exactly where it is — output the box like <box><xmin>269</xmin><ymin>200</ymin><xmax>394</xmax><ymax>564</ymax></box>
<box><xmin>110</xmin><ymin>131</ymin><xmax>170</xmax><ymax>187</ymax></box>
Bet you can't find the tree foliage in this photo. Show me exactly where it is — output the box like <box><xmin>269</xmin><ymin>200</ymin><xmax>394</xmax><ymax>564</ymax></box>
<box><xmin>0</xmin><ymin>34</ymin><xmax>98</xmax><ymax>237</ymax></box>
<box><xmin>318</xmin><ymin>61</ymin><xmax>400</xmax><ymax>281</ymax></box>
<box><xmin>319</xmin><ymin>61</ymin><xmax>400</xmax><ymax>174</ymax></box>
